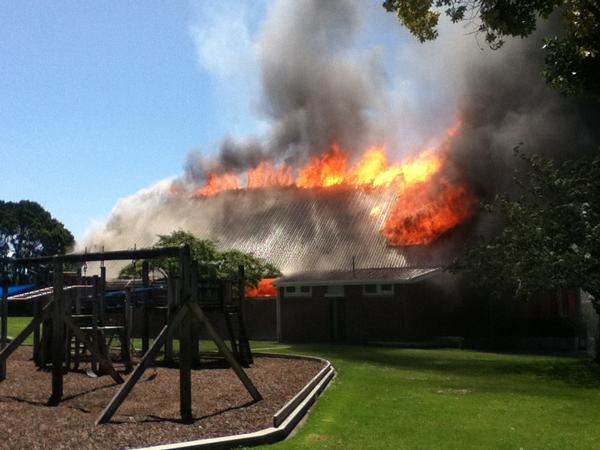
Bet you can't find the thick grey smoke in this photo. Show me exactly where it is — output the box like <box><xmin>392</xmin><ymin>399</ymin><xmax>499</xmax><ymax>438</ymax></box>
<box><xmin>184</xmin><ymin>0</ymin><xmax>384</xmax><ymax>183</ymax></box>
<box><xmin>84</xmin><ymin>2</ymin><xmax>600</xmax><ymax>276</ymax></box>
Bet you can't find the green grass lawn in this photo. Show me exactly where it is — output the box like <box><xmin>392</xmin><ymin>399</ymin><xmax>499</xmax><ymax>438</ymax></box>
<box><xmin>6</xmin><ymin>317</ymin><xmax>600</xmax><ymax>449</ymax></box>
<box><xmin>260</xmin><ymin>344</ymin><xmax>600</xmax><ymax>450</ymax></box>
<box><xmin>7</xmin><ymin>316</ymin><xmax>33</xmax><ymax>344</ymax></box>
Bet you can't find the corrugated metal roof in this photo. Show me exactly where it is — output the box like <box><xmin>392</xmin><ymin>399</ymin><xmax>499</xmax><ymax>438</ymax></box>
<box><xmin>187</xmin><ymin>187</ymin><xmax>452</xmax><ymax>274</ymax></box>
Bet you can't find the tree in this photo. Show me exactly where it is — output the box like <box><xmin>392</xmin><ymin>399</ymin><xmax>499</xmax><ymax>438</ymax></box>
<box><xmin>383</xmin><ymin>0</ymin><xmax>600</xmax><ymax>97</ymax></box>
<box><xmin>0</xmin><ymin>200</ymin><xmax>74</xmax><ymax>260</ymax></box>
<box><xmin>452</xmin><ymin>152</ymin><xmax>600</xmax><ymax>356</ymax></box>
<box><xmin>118</xmin><ymin>230</ymin><xmax>281</xmax><ymax>287</ymax></box>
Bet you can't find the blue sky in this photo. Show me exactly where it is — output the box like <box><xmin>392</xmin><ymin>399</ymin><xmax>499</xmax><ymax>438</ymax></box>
<box><xmin>1</xmin><ymin>2</ymin><xmax>265</xmax><ymax>239</ymax></box>
<box><xmin>1</xmin><ymin>1</ymin><xmax>466</xmax><ymax>242</ymax></box>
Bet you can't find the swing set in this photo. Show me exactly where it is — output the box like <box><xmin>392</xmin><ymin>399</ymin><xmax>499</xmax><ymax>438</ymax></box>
<box><xmin>0</xmin><ymin>245</ymin><xmax>261</xmax><ymax>424</ymax></box>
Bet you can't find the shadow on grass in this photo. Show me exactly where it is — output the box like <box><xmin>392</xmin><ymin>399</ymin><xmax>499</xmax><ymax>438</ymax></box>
<box><xmin>283</xmin><ymin>343</ymin><xmax>600</xmax><ymax>389</ymax></box>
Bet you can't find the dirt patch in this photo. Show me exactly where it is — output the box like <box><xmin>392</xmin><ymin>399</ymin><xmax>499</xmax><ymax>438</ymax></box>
<box><xmin>0</xmin><ymin>348</ymin><xmax>324</xmax><ymax>449</ymax></box>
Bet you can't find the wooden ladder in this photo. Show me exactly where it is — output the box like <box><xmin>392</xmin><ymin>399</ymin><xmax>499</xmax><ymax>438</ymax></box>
<box><xmin>224</xmin><ymin>305</ymin><xmax>253</xmax><ymax>366</ymax></box>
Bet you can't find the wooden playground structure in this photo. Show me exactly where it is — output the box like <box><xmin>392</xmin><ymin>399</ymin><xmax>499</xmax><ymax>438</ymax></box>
<box><xmin>0</xmin><ymin>245</ymin><xmax>262</xmax><ymax>424</ymax></box>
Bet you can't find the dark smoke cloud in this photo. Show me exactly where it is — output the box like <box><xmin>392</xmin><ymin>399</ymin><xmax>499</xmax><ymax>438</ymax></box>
<box><xmin>184</xmin><ymin>0</ymin><xmax>385</xmax><ymax>183</ymax></box>
<box><xmin>183</xmin><ymin>136</ymin><xmax>271</xmax><ymax>185</ymax></box>
<box><xmin>446</xmin><ymin>19</ymin><xmax>600</xmax><ymax>201</ymax></box>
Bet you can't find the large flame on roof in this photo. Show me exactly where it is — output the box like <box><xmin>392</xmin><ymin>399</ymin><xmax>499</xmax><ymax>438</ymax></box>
<box><xmin>192</xmin><ymin>127</ymin><xmax>475</xmax><ymax>246</ymax></box>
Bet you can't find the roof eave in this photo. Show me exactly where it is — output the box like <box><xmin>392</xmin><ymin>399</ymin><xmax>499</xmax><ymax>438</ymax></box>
<box><xmin>275</xmin><ymin>267</ymin><xmax>442</xmax><ymax>287</ymax></box>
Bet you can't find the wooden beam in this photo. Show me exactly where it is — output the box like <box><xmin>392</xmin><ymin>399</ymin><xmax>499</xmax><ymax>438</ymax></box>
<box><xmin>179</xmin><ymin>246</ymin><xmax>193</xmax><ymax>421</ymax></box>
<box><xmin>15</xmin><ymin>246</ymin><xmax>183</xmax><ymax>265</ymax></box>
<box><xmin>95</xmin><ymin>304</ymin><xmax>189</xmax><ymax>425</ymax></box>
<box><xmin>190</xmin><ymin>261</ymin><xmax>200</xmax><ymax>365</ymax></box>
<box><xmin>187</xmin><ymin>303</ymin><xmax>261</xmax><ymax>402</ymax></box>
<box><xmin>63</xmin><ymin>316</ymin><xmax>124</xmax><ymax>384</ymax></box>
<box><xmin>179</xmin><ymin>311</ymin><xmax>193</xmax><ymax>421</ymax></box>
<box><xmin>164</xmin><ymin>275</ymin><xmax>174</xmax><ymax>362</ymax></box>
<box><xmin>91</xmin><ymin>276</ymin><xmax>100</xmax><ymax>373</ymax></box>
<box><xmin>141</xmin><ymin>260</ymin><xmax>150</xmax><ymax>354</ymax></box>
<box><xmin>32</xmin><ymin>293</ymin><xmax>41</xmax><ymax>365</ymax></box>
<box><xmin>64</xmin><ymin>288</ymin><xmax>73</xmax><ymax>370</ymax></box>
<box><xmin>49</xmin><ymin>260</ymin><xmax>65</xmax><ymax>405</ymax></box>
<box><xmin>124</xmin><ymin>288</ymin><xmax>133</xmax><ymax>372</ymax></box>
<box><xmin>99</xmin><ymin>266</ymin><xmax>107</xmax><ymax>325</ymax></box>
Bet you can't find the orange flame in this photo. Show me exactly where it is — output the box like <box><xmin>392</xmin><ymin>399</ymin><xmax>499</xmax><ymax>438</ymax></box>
<box><xmin>247</xmin><ymin>162</ymin><xmax>294</xmax><ymax>189</ymax></box>
<box><xmin>382</xmin><ymin>178</ymin><xmax>475</xmax><ymax>245</ymax></box>
<box><xmin>194</xmin><ymin>173</ymin><xmax>240</xmax><ymax>196</ymax></box>
<box><xmin>297</xmin><ymin>143</ymin><xmax>347</xmax><ymax>188</ymax></box>
<box><xmin>191</xmin><ymin>122</ymin><xmax>476</xmax><ymax>246</ymax></box>
<box><xmin>246</xmin><ymin>278</ymin><xmax>278</xmax><ymax>297</ymax></box>
<box><xmin>348</xmin><ymin>146</ymin><xmax>402</xmax><ymax>187</ymax></box>
<box><xmin>397</xmin><ymin>151</ymin><xmax>444</xmax><ymax>185</ymax></box>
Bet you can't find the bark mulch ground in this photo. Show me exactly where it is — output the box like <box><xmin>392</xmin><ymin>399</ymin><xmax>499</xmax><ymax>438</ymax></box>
<box><xmin>0</xmin><ymin>348</ymin><xmax>324</xmax><ymax>450</ymax></box>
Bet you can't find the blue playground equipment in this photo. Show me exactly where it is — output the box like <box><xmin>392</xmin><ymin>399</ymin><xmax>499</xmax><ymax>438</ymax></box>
<box><xmin>0</xmin><ymin>284</ymin><xmax>36</xmax><ymax>297</ymax></box>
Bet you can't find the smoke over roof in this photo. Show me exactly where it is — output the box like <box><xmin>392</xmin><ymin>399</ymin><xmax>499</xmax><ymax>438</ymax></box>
<box><xmin>83</xmin><ymin>1</ymin><xmax>600</xmax><ymax>275</ymax></box>
<box><xmin>182</xmin><ymin>0</ymin><xmax>384</xmax><ymax>185</ymax></box>
<box><xmin>86</xmin><ymin>186</ymin><xmax>461</xmax><ymax>276</ymax></box>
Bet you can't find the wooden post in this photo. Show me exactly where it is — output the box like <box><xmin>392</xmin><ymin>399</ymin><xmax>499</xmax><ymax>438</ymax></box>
<box><xmin>33</xmin><ymin>291</ymin><xmax>41</xmax><ymax>365</ymax></box>
<box><xmin>0</xmin><ymin>281</ymin><xmax>8</xmax><ymax>380</ymax></box>
<box><xmin>49</xmin><ymin>258</ymin><xmax>64</xmax><ymax>405</ymax></box>
<box><xmin>39</xmin><ymin>293</ymin><xmax>51</xmax><ymax>367</ymax></box>
<box><xmin>91</xmin><ymin>276</ymin><xmax>100</xmax><ymax>373</ymax></box>
<box><xmin>124</xmin><ymin>288</ymin><xmax>133</xmax><ymax>372</ymax></box>
<box><xmin>64</xmin><ymin>288</ymin><xmax>73</xmax><ymax>369</ymax></box>
<box><xmin>237</xmin><ymin>265</ymin><xmax>252</xmax><ymax>364</ymax></box>
<box><xmin>164</xmin><ymin>275</ymin><xmax>174</xmax><ymax>362</ymax></box>
<box><xmin>190</xmin><ymin>261</ymin><xmax>200</xmax><ymax>366</ymax></box>
<box><xmin>141</xmin><ymin>261</ymin><xmax>150</xmax><ymax>354</ymax></box>
<box><xmin>179</xmin><ymin>245</ymin><xmax>193</xmax><ymax>421</ymax></box>
<box><xmin>99</xmin><ymin>266</ymin><xmax>106</xmax><ymax>325</ymax></box>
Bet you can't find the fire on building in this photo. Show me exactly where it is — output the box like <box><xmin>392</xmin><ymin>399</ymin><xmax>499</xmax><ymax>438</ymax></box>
<box><xmin>84</xmin><ymin>0</ymin><xmax>600</xmax><ymax>355</ymax></box>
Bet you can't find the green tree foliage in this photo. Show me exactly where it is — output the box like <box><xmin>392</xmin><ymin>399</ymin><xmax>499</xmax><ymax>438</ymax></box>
<box><xmin>0</xmin><ymin>200</ymin><xmax>74</xmax><ymax>259</ymax></box>
<box><xmin>453</xmin><ymin>152</ymin><xmax>600</xmax><ymax>311</ymax></box>
<box><xmin>118</xmin><ymin>230</ymin><xmax>281</xmax><ymax>287</ymax></box>
<box><xmin>383</xmin><ymin>0</ymin><xmax>600</xmax><ymax>97</ymax></box>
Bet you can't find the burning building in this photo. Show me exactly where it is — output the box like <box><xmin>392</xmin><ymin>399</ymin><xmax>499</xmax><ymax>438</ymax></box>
<box><xmin>88</xmin><ymin>140</ymin><xmax>478</xmax><ymax>343</ymax></box>
<box><xmin>85</xmin><ymin>0</ymin><xmax>600</xmax><ymax>350</ymax></box>
<box><xmin>183</xmin><ymin>141</ymin><xmax>474</xmax><ymax>342</ymax></box>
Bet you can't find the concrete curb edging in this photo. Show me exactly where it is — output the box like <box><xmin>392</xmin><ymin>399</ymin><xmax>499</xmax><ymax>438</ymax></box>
<box><xmin>134</xmin><ymin>354</ymin><xmax>335</xmax><ymax>450</ymax></box>
<box><xmin>273</xmin><ymin>361</ymin><xmax>331</xmax><ymax>427</ymax></box>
